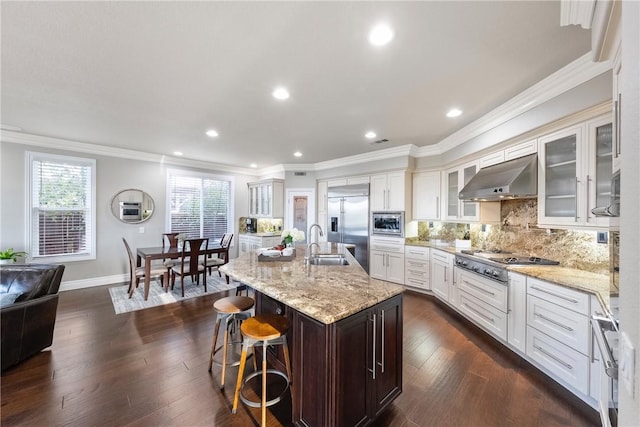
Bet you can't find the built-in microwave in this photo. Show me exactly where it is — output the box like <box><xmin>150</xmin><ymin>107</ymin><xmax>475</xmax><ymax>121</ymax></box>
<box><xmin>371</xmin><ymin>211</ymin><xmax>404</xmax><ymax>237</ymax></box>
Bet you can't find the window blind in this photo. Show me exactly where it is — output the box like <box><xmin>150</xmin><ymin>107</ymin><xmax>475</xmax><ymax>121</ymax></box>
<box><xmin>30</xmin><ymin>154</ymin><xmax>94</xmax><ymax>259</ymax></box>
<box><xmin>168</xmin><ymin>172</ymin><xmax>231</xmax><ymax>242</ymax></box>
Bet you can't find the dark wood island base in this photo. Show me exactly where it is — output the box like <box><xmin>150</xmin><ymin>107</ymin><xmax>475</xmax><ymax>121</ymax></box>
<box><xmin>256</xmin><ymin>291</ymin><xmax>403</xmax><ymax>427</ymax></box>
<box><xmin>220</xmin><ymin>243</ymin><xmax>404</xmax><ymax>426</ymax></box>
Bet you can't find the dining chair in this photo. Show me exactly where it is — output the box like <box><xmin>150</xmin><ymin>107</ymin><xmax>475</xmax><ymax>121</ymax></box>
<box><xmin>162</xmin><ymin>232</ymin><xmax>180</xmax><ymax>248</ymax></box>
<box><xmin>162</xmin><ymin>232</ymin><xmax>181</xmax><ymax>272</ymax></box>
<box><xmin>170</xmin><ymin>238</ymin><xmax>209</xmax><ymax>297</ymax></box>
<box><xmin>203</xmin><ymin>233</ymin><xmax>233</xmax><ymax>281</ymax></box>
<box><xmin>122</xmin><ymin>237</ymin><xmax>169</xmax><ymax>298</ymax></box>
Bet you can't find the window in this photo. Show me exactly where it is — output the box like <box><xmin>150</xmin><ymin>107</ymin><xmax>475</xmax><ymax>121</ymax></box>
<box><xmin>167</xmin><ymin>169</ymin><xmax>234</xmax><ymax>242</ymax></box>
<box><xmin>27</xmin><ymin>152</ymin><xmax>96</xmax><ymax>262</ymax></box>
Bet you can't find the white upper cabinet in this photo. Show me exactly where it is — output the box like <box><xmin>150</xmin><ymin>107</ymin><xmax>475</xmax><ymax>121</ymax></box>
<box><xmin>444</xmin><ymin>161</ymin><xmax>499</xmax><ymax>223</ymax></box>
<box><xmin>538</xmin><ymin>115</ymin><xmax>612</xmax><ymax>228</ymax></box>
<box><xmin>412</xmin><ymin>171</ymin><xmax>441</xmax><ymax>220</ymax></box>
<box><xmin>370</xmin><ymin>171</ymin><xmax>410</xmax><ymax>212</ymax></box>
<box><xmin>248</xmin><ymin>179</ymin><xmax>284</xmax><ymax>218</ymax></box>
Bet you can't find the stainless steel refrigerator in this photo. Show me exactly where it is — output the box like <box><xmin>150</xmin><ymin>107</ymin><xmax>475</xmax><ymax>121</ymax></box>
<box><xmin>327</xmin><ymin>184</ymin><xmax>369</xmax><ymax>273</ymax></box>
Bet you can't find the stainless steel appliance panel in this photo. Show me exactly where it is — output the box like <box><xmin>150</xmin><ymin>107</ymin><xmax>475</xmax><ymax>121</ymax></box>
<box><xmin>327</xmin><ymin>185</ymin><xmax>369</xmax><ymax>273</ymax></box>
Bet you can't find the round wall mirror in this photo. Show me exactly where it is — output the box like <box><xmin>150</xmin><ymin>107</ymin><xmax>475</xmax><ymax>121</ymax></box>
<box><xmin>110</xmin><ymin>189</ymin><xmax>155</xmax><ymax>224</ymax></box>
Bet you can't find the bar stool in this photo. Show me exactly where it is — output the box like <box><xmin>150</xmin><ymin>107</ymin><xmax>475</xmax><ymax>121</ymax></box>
<box><xmin>208</xmin><ymin>296</ymin><xmax>255</xmax><ymax>389</ymax></box>
<box><xmin>232</xmin><ymin>314</ymin><xmax>292</xmax><ymax>427</ymax></box>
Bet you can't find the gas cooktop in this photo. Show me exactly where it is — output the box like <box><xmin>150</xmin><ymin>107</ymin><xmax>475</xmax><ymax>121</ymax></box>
<box><xmin>459</xmin><ymin>249</ymin><xmax>559</xmax><ymax>266</ymax></box>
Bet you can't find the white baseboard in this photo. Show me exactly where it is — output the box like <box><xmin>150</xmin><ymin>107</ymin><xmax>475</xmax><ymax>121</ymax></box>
<box><xmin>59</xmin><ymin>274</ymin><xmax>128</xmax><ymax>292</ymax></box>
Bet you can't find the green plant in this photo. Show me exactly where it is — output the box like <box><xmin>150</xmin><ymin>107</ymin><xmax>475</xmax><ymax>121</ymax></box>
<box><xmin>0</xmin><ymin>248</ymin><xmax>28</xmax><ymax>261</ymax></box>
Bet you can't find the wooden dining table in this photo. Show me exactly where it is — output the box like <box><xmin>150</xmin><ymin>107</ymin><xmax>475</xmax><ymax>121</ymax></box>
<box><xmin>136</xmin><ymin>243</ymin><xmax>228</xmax><ymax>300</ymax></box>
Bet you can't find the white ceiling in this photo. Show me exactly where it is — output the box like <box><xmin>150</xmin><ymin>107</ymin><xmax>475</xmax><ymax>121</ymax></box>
<box><xmin>1</xmin><ymin>1</ymin><xmax>592</xmax><ymax>170</ymax></box>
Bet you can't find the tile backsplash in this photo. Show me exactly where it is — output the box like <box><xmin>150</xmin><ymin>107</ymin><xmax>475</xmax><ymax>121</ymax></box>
<box><xmin>416</xmin><ymin>199</ymin><xmax>609</xmax><ymax>274</ymax></box>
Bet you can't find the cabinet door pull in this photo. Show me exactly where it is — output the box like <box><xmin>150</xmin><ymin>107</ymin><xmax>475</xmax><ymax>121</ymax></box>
<box><xmin>533</xmin><ymin>344</ymin><xmax>573</xmax><ymax>370</ymax></box>
<box><xmin>379</xmin><ymin>309</ymin><xmax>385</xmax><ymax>374</ymax></box>
<box><xmin>586</xmin><ymin>174</ymin><xmax>592</xmax><ymax>222</ymax></box>
<box><xmin>462</xmin><ymin>302</ymin><xmax>495</xmax><ymax>324</ymax></box>
<box><xmin>574</xmin><ymin>177</ymin><xmax>580</xmax><ymax>221</ymax></box>
<box><xmin>534</xmin><ymin>312</ymin><xmax>574</xmax><ymax>331</ymax></box>
<box><xmin>530</xmin><ymin>285</ymin><xmax>579</xmax><ymax>304</ymax></box>
<box><xmin>436</xmin><ymin>196</ymin><xmax>439</xmax><ymax>218</ymax></box>
<box><xmin>462</xmin><ymin>279</ymin><xmax>495</xmax><ymax>296</ymax></box>
<box><xmin>370</xmin><ymin>313</ymin><xmax>377</xmax><ymax>380</ymax></box>
<box><xmin>444</xmin><ymin>266</ymin><xmax>448</xmax><ymax>282</ymax></box>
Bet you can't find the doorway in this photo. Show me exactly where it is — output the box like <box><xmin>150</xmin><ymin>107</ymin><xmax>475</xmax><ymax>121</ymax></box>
<box><xmin>285</xmin><ymin>189</ymin><xmax>315</xmax><ymax>243</ymax></box>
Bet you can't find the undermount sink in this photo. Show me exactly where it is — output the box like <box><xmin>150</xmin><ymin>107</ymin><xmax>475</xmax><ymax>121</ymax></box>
<box><xmin>308</xmin><ymin>254</ymin><xmax>350</xmax><ymax>266</ymax></box>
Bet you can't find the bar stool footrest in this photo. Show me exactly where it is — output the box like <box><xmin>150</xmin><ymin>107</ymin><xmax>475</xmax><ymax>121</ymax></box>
<box><xmin>239</xmin><ymin>368</ymin><xmax>290</xmax><ymax>408</ymax></box>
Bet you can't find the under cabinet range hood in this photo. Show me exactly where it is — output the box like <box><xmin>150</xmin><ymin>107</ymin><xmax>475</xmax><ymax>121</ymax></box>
<box><xmin>459</xmin><ymin>154</ymin><xmax>537</xmax><ymax>201</ymax></box>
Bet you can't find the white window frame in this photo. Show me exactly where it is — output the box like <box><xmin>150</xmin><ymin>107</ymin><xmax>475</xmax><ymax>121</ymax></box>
<box><xmin>165</xmin><ymin>168</ymin><xmax>235</xmax><ymax>243</ymax></box>
<box><xmin>26</xmin><ymin>151</ymin><xmax>97</xmax><ymax>262</ymax></box>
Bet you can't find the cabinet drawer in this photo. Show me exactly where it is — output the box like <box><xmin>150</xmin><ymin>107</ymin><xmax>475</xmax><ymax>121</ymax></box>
<box><xmin>430</xmin><ymin>249</ymin><xmax>450</xmax><ymax>263</ymax></box>
<box><xmin>404</xmin><ymin>246</ymin><xmax>429</xmax><ymax>259</ymax></box>
<box><xmin>457</xmin><ymin>271</ymin><xmax>507</xmax><ymax>312</ymax></box>
<box><xmin>527</xmin><ymin>278</ymin><xmax>590</xmax><ymax>315</ymax></box>
<box><xmin>405</xmin><ymin>258</ymin><xmax>429</xmax><ymax>271</ymax></box>
<box><xmin>527</xmin><ymin>295</ymin><xmax>589</xmax><ymax>355</ymax></box>
<box><xmin>370</xmin><ymin>237</ymin><xmax>405</xmax><ymax>254</ymax></box>
<box><xmin>405</xmin><ymin>267</ymin><xmax>428</xmax><ymax>279</ymax></box>
<box><xmin>457</xmin><ymin>291</ymin><xmax>507</xmax><ymax>341</ymax></box>
<box><xmin>526</xmin><ymin>326</ymin><xmax>589</xmax><ymax>395</ymax></box>
<box><xmin>405</xmin><ymin>277</ymin><xmax>429</xmax><ymax>290</ymax></box>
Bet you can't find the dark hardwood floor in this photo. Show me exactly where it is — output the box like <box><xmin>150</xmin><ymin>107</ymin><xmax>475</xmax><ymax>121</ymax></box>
<box><xmin>1</xmin><ymin>286</ymin><xmax>600</xmax><ymax>426</ymax></box>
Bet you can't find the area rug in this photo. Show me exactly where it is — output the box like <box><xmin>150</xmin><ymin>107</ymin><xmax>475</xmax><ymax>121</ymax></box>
<box><xmin>109</xmin><ymin>275</ymin><xmax>239</xmax><ymax>314</ymax></box>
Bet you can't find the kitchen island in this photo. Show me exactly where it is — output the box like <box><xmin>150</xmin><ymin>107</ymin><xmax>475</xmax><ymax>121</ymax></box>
<box><xmin>220</xmin><ymin>243</ymin><xmax>403</xmax><ymax>427</ymax></box>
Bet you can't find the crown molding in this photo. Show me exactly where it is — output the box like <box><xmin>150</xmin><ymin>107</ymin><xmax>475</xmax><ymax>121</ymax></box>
<box><xmin>313</xmin><ymin>144</ymin><xmax>416</xmax><ymax>171</ymax></box>
<box><xmin>561</xmin><ymin>0</ymin><xmax>596</xmax><ymax>29</ymax></box>
<box><xmin>434</xmin><ymin>53</ymin><xmax>611</xmax><ymax>156</ymax></box>
<box><xmin>0</xmin><ymin>130</ymin><xmax>258</xmax><ymax>176</ymax></box>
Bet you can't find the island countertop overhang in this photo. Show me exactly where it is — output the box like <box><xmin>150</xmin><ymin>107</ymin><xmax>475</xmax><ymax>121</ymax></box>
<box><xmin>220</xmin><ymin>243</ymin><xmax>403</xmax><ymax>324</ymax></box>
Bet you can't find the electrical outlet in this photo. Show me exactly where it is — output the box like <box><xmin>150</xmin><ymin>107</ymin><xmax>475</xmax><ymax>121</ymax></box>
<box><xmin>597</xmin><ymin>231</ymin><xmax>608</xmax><ymax>244</ymax></box>
<box><xmin>138</xmin><ymin>227</ymin><xmax>145</xmax><ymax>233</ymax></box>
<box><xmin>620</xmin><ymin>332</ymin><xmax>636</xmax><ymax>397</ymax></box>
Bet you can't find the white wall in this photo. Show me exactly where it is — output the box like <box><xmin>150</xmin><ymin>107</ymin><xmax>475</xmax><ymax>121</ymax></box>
<box><xmin>619</xmin><ymin>0</ymin><xmax>640</xmax><ymax>423</ymax></box>
<box><xmin>0</xmin><ymin>141</ymin><xmax>257</xmax><ymax>286</ymax></box>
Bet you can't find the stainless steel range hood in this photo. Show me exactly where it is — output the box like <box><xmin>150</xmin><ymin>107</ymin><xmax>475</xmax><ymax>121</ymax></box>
<box><xmin>459</xmin><ymin>154</ymin><xmax>537</xmax><ymax>201</ymax></box>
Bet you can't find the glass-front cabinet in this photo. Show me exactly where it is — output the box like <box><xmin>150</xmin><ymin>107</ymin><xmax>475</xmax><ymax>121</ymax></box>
<box><xmin>538</xmin><ymin>115</ymin><xmax>612</xmax><ymax>228</ymax></box>
<box><xmin>248</xmin><ymin>179</ymin><xmax>284</xmax><ymax>218</ymax></box>
<box><xmin>445</xmin><ymin>161</ymin><xmax>482</xmax><ymax>222</ymax></box>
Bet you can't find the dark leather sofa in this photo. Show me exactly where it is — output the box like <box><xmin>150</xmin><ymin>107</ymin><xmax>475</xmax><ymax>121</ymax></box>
<box><xmin>1</xmin><ymin>264</ymin><xmax>65</xmax><ymax>371</ymax></box>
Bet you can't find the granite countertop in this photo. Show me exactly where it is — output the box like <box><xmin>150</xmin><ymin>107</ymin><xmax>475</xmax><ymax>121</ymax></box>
<box><xmin>405</xmin><ymin>239</ymin><xmax>612</xmax><ymax>312</ymax></box>
<box><xmin>220</xmin><ymin>243</ymin><xmax>403</xmax><ymax>324</ymax></box>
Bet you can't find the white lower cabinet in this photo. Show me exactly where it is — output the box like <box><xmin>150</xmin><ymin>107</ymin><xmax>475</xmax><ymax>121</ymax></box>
<box><xmin>527</xmin><ymin>295</ymin><xmax>590</xmax><ymax>355</ymax></box>
<box><xmin>238</xmin><ymin>234</ymin><xmax>282</xmax><ymax>254</ymax></box>
<box><xmin>430</xmin><ymin>249</ymin><xmax>453</xmax><ymax>304</ymax></box>
<box><xmin>456</xmin><ymin>269</ymin><xmax>508</xmax><ymax>342</ymax></box>
<box><xmin>457</xmin><ymin>289</ymin><xmax>508</xmax><ymax>341</ymax></box>
<box><xmin>404</xmin><ymin>246</ymin><xmax>430</xmax><ymax>292</ymax></box>
<box><xmin>525</xmin><ymin>277</ymin><xmax>591</xmax><ymax>397</ymax></box>
<box><xmin>526</xmin><ymin>326</ymin><xmax>590</xmax><ymax>395</ymax></box>
<box><xmin>507</xmin><ymin>273</ymin><xmax>527</xmax><ymax>354</ymax></box>
<box><xmin>370</xmin><ymin>237</ymin><xmax>405</xmax><ymax>284</ymax></box>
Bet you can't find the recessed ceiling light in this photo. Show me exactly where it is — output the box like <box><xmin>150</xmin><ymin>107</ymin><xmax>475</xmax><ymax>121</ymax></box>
<box><xmin>368</xmin><ymin>24</ymin><xmax>394</xmax><ymax>46</ymax></box>
<box><xmin>173</xmin><ymin>151</ymin><xmax>183</xmax><ymax>156</ymax></box>
<box><xmin>293</xmin><ymin>151</ymin><xmax>302</xmax><ymax>157</ymax></box>
<box><xmin>272</xmin><ymin>87</ymin><xmax>290</xmax><ymax>100</ymax></box>
<box><xmin>365</xmin><ymin>131</ymin><xmax>377</xmax><ymax>139</ymax></box>
<box><xmin>206</xmin><ymin>129</ymin><xmax>219</xmax><ymax>138</ymax></box>
<box><xmin>446</xmin><ymin>108</ymin><xmax>462</xmax><ymax>118</ymax></box>
<box><xmin>250</xmin><ymin>163</ymin><xmax>258</xmax><ymax>168</ymax></box>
